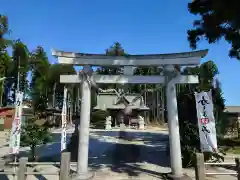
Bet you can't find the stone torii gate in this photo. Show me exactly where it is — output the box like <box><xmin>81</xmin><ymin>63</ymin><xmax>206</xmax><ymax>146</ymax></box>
<box><xmin>52</xmin><ymin>49</ymin><xmax>208</xmax><ymax>180</ymax></box>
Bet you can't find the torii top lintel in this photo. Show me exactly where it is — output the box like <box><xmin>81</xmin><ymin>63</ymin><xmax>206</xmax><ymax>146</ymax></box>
<box><xmin>52</xmin><ymin>49</ymin><xmax>208</xmax><ymax>66</ymax></box>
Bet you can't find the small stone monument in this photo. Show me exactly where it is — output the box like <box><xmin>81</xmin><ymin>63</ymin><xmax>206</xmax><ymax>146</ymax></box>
<box><xmin>105</xmin><ymin>116</ymin><xmax>112</xmax><ymax>130</ymax></box>
<box><xmin>119</xmin><ymin>114</ymin><xmax>126</xmax><ymax>129</ymax></box>
<box><xmin>138</xmin><ymin>115</ymin><xmax>145</xmax><ymax>130</ymax></box>
<box><xmin>119</xmin><ymin>123</ymin><xmax>125</xmax><ymax>130</ymax></box>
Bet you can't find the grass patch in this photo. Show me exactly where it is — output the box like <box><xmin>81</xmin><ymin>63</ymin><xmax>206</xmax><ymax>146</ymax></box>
<box><xmin>218</xmin><ymin>137</ymin><xmax>240</xmax><ymax>147</ymax></box>
<box><xmin>218</xmin><ymin>137</ymin><xmax>240</xmax><ymax>154</ymax></box>
<box><xmin>225</xmin><ymin>147</ymin><xmax>240</xmax><ymax>154</ymax></box>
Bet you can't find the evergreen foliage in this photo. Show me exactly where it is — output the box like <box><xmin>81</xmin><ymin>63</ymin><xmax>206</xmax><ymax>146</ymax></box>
<box><xmin>20</xmin><ymin>117</ymin><xmax>52</xmax><ymax>161</ymax></box>
<box><xmin>178</xmin><ymin>61</ymin><xmax>226</xmax><ymax>167</ymax></box>
<box><xmin>188</xmin><ymin>0</ymin><xmax>240</xmax><ymax>59</ymax></box>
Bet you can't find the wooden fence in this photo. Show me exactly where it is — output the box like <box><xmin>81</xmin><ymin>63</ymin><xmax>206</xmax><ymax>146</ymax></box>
<box><xmin>2</xmin><ymin>152</ymin><xmax>240</xmax><ymax>180</ymax></box>
<box><xmin>0</xmin><ymin>152</ymin><xmax>72</xmax><ymax>180</ymax></box>
<box><xmin>195</xmin><ymin>153</ymin><xmax>240</xmax><ymax>180</ymax></box>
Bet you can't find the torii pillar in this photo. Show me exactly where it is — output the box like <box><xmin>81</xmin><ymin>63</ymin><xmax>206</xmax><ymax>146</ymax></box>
<box><xmin>75</xmin><ymin>66</ymin><xmax>93</xmax><ymax>179</ymax></box>
<box><xmin>53</xmin><ymin>49</ymin><xmax>208</xmax><ymax>180</ymax></box>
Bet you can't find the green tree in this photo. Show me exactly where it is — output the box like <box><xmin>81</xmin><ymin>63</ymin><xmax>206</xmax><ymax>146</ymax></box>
<box><xmin>96</xmin><ymin>42</ymin><xmax>127</xmax><ymax>90</ymax></box>
<box><xmin>0</xmin><ymin>14</ymin><xmax>13</xmax><ymax>105</ymax></box>
<box><xmin>213</xmin><ymin>79</ymin><xmax>228</xmax><ymax>135</ymax></box>
<box><xmin>30</xmin><ymin>46</ymin><xmax>51</xmax><ymax>112</ymax></box>
<box><xmin>0</xmin><ymin>15</ymin><xmax>12</xmax><ymax>51</ymax></box>
<box><xmin>12</xmin><ymin>40</ymin><xmax>29</xmax><ymax>95</ymax></box>
<box><xmin>48</xmin><ymin>63</ymin><xmax>76</xmax><ymax>105</ymax></box>
<box><xmin>0</xmin><ymin>51</ymin><xmax>12</xmax><ymax>106</ymax></box>
<box><xmin>30</xmin><ymin>46</ymin><xmax>76</xmax><ymax>121</ymax></box>
<box><xmin>177</xmin><ymin>61</ymin><xmax>226</xmax><ymax>167</ymax></box>
<box><xmin>48</xmin><ymin>63</ymin><xmax>76</xmax><ymax>123</ymax></box>
<box><xmin>187</xmin><ymin>0</ymin><xmax>240</xmax><ymax>59</ymax></box>
<box><xmin>20</xmin><ymin>116</ymin><xmax>52</xmax><ymax>161</ymax></box>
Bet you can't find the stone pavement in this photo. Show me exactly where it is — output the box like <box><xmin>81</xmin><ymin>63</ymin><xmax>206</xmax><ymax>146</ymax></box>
<box><xmin>0</xmin><ymin>129</ymin><xmax>238</xmax><ymax>179</ymax></box>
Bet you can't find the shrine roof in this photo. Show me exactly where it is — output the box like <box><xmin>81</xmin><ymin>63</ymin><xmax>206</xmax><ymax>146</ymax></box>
<box><xmin>52</xmin><ymin>49</ymin><xmax>208</xmax><ymax>59</ymax></box>
<box><xmin>107</xmin><ymin>104</ymin><xmax>149</xmax><ymax>110</ymax></box>
<box><xmin>93</xmin><ymin>93</ymin><xmax>149</xmax><ymax>111</ymax></box>
<box><xmin>224</xmin><ymin>106</ymin><xmax>240</xmax><ymax>114</ymax></box>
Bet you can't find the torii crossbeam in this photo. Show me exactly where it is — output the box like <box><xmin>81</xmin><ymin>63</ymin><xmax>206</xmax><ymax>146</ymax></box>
<box><xmin>53</xmin><ymin>49</ymin><xmax>208</xmax><ymax>180</ymax></box>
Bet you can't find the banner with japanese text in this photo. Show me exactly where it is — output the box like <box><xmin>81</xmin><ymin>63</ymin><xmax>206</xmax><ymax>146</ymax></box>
<box><xmin>61</xmin><ymin>87</ymin><xmax>67</xmax><ymax>151</ymax></box>
<box><xmin>195</xmin><ymin>90</ymin><xmax>218</xmax><ymax>153</ymax></box>
<box><xmin>9</xmin><ymin>92</ymin><xmax>24</xmax><ymax>154</ymax></box>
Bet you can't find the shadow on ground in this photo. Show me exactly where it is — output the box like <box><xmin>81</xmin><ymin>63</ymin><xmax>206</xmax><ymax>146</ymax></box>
<box><xmin>0</xmin><ymin>133</ymin><xmax>71</xmax><ymax>180</ymax></box>
<box><xmin>68</xmin><ymin>129</ymin><xmax>171</xmax><ymax>179</ymax></box>
<box><xmin>1</xmin><ymin>129</ymin><xmax>172</xmax><ymax>179</ymax></box>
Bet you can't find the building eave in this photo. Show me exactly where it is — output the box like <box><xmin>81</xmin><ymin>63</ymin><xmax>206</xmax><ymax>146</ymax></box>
<box><xmin>52</xmin><ymin>49</ymin><xmax>208</xmax><ymax>59</ymax></box>
<box><xmin>52</xmin><ymin>49</ymin><xmax>208</xmax><ymax>66</ymax></box>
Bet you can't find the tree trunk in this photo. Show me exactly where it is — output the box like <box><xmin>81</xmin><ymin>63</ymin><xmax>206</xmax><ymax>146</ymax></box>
<box><xmin>30</xmin><ymin>145</ymin><xmax>36</xmax><ymax>161</ymax></box>
<box><xmin>69</xmin><ymin>101</ymin><xmax>73</xmax><ymax>125</ymax></box>
<box><xmin>52</xmin><ymin>83</ymin><xmax>56</xmax><ymax>108</ymax></box>
<box><xmin>0</xmin><ymin>81</ymin><xmax>3</xmax><ymax>106</ymax></box>
<box><xmin>238</xmin><ymin>119</ymin><xmax>240</xmax><ymax>139</ymax></box>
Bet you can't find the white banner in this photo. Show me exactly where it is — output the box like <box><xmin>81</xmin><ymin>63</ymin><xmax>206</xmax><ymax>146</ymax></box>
<box><xmin>195</xmin><ymin>90</ymin><xmax>218</xmax><ymax>153</ymax></box>
<box><xmin>9</xmin><ymin>92</ymin><xmax>24</xmax><ymax>154</ymax></box>
<box><xmin>61</xmin><ymin>87</ymin><xmax>67</xmax><ymax>151</ymax></box>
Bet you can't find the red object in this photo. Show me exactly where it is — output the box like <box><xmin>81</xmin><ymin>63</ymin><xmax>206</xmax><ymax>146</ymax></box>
<box><xmin>0</xmin><ymin>107</ymin><xmax>15</xmax><ymax>129</ymax></box>
<box><xmin>200</xmin><ymin>117</ymin><xmax>209</xmax><ymax>125</ymax></box>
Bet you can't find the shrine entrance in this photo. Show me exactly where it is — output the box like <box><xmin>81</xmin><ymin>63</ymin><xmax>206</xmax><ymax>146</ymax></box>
<box><xmin>93</xmin><ymin>92</ymin><xmax>150</xmax><ymax>129</ymax></box>
<box><xmin>53</xmin><ymin>49</ymin><xmax>208</xmax><ymax>180</ymax></box>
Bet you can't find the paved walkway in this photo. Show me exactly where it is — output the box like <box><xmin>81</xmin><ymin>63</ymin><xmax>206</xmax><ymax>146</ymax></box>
<box><xmin>0</xmin><ymin>129</ymin><xmax>238</xmax><ymax>179</ymax></box>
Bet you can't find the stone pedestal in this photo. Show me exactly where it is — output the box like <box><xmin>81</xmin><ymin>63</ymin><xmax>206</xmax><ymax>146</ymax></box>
<box><xmin>167</xmin><ymin>174</ymin><xmax>192</xmax><ymax>180</ymax></box>
<box><xmin>119</xmin><ymin>123</ymin><xmax>126</xmax><ymax>139</ymax></box>
<box><xmin>120</xmin><ymin>123</ymin><xmax>125</xmax><ymax>130</ymax></box>
<box><xmin>71</xmin><ymin>172</ymin><xmax>94</xmax><ymax>180</ymax></box>
<box><xmin>105</xmin><ymin>116</ymin><xmax>112</xmax><ymax>130</ymax></box>
<box><xmin>138</xmin><ymin>115</ymin><xmax>145</xmax><ymax>130</ymax></box>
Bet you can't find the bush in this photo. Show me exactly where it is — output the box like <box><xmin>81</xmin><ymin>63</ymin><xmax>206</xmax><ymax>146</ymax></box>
<box><xmin>177</xmin><ymin>93</ymin><xmax>201</xmax><ymax>167</ymax></box>
<box><xmin>218</xmin><ymin>137</ymin><xmax>240</xmax><ymax>147</ymax></box>
<box><xmin>20</xmin><ymin>116</ymin><xmax>52</xmax><ymax>161</ymax></box>
<box><xmin>91</xmin><ymin>110</ymin><xmax>109</xmax><ymax>128</ymax></box>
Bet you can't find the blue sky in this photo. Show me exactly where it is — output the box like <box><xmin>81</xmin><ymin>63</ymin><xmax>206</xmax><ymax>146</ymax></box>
<box><xmin>1</xmin><ymin>0</ymin><xmax>240</xmax><ymax>105</ymax></box>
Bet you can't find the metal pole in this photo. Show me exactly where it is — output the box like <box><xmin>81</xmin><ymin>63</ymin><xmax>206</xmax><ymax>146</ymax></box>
<box><xmin>52</xmin><ymin>83</ymin><xmax>56</xmax><ymax>108</ymax></box>
<box><xmin>17</xmin><ymin>56</ymin><xmax>20</xmax><ymax>93</ymax></box>
<box><xmin>144</xmin><ymin>84</ymin><xmax>147</xmax><ymax>120</ymax></box>
<box><xmin>14</xmin><ymin>56</ymin><xmax>21</xmax><ymax>180</ymax></box>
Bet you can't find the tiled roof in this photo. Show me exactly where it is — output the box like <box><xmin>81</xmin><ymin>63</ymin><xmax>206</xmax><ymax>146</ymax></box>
<box><xmin>224</xmin><ymin>106</ymin><xmax>240</xmax><ymax>113</ymax></box>
<box><xmin>108</xmin><ymin>104</ymin><xmax>149</xmax><ymax>110</ymax></box>
<box><xmin>94</xmin><ymin>93</ymin><xmax>149</xmax><ymax>110</ymax></box>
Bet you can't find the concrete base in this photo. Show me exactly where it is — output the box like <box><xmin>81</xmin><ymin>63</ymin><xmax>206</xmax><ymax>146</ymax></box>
<box><xmin>120</xmin><ymin>123</ymin><xmax>125</xmax><ymax>129</ymax></box>
<box><xmin>105</xmin><ymin>125</ymin><xmax>112</xmax><ymax>130</ymax></box>
<box><xmin>139</xmin><ymin>125</ymin><xmax>144</xmax><ymax>130</ymax></box>
<box><xmin>167</xmin><ymin>173</ymin><xmax>192</xmax><ymax>180</ymax></box>
<box><xmin>71</xmin><ymin>172</ymin><xmax>95</xmax><ymax>180</ymax></box>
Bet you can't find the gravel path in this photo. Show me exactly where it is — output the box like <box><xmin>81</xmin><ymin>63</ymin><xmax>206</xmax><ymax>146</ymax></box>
<box><xmin>0</xmin><ymin>129</ymin><xmax>238</xmax><ymax>179</ymax></box>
